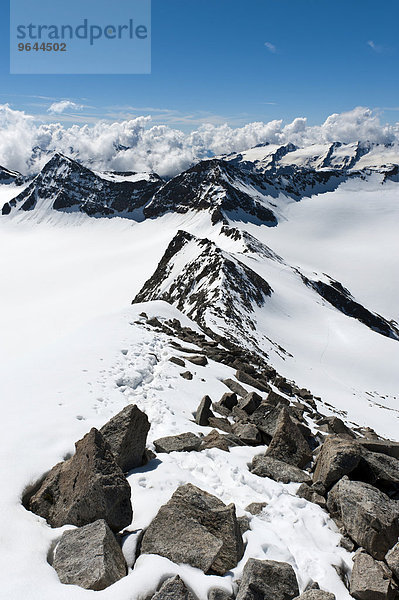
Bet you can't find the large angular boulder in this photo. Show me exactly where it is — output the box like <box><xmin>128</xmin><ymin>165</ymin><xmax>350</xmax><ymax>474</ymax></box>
<box><xmin>222</xmin><ymin>378</ymin><xmax>248</xmax><ymax>397</ymax></box>
<box><xmin>140</xmin><ymin>483</ymin><xmax>244</xmax><ymax>575</ymax></box>
<box><xmin>151</xmin><ymin>576</ymin><xmax>198</xmax><ymax>600</ymax></box>
<box><xmin>235</xmin><ymin>370</ymin><xmax>270</xmax><ymax>393</ymax></box>
<box><xmin>251</xmin><ymin>455</ymin><xmax>311</xmax><ymax>484</ymax></box>
<box><xmin>293</xmin><ymin>592</ymin><xmax>335</xmax><ymax>600</ymax></box>
<box><xmin>100</xmin><ymin>404</ymin><xmax>150</xmax><ymax>472</ymax></box>
<box><xmin>359</xmin><ymin>451</ymin><xmax>399</xmax><ymax>492</ymax></box>
<box><xmin>386</xmin><ymin>542</ymin><xmax>399</xmax><ymax>579</ymax></box>
<box><xmin>52</xmin><ymin>519</ymin><xmax>126</xmax><ymax>590</ymax></box>
<box><xmin>265</xmin><ymin>407</ymin><xmax>312</xmax><ymax>469</ymax></box>
<box><xmin>208</xmin><ymin>416</ymin><xmax>233</xmax><ymax>433</ymax></box>
<box><xmin>219</xmin><ymin>392</ymin><xmax>238</xmax><ymax>411</ymax></box>
<box><xmin>250</xmin><ymin>403</ymin><xmax>282</xmax><ymax>443</ymax></box>
<box><xmin>28</xmin><ymin>428</ymin><xmax>132</xmax><ymax>531</ymax></box>
<box><xmin>266</xmin><ymin>390</ymin><xmax>290</xmax><ymax>407</ymax></box>
<box><xmin>313</xmin><ymin>436</ymin><xmax>362</xmax><ymax>488</ymax></box>
<box><xmin>357</xmin><ymin>439</ymin><xmax>399</xmax><ymax>460</ymax></box>
<box><xmin>201</xmin><ymin>430</ymin><xmax>243</xmax><ymax>452</ymax></box>
<box><xmin>236</xmin><ymin>558</ymin><xmax>299</xmax><ymax>600</ymax></box>
<box><xmin>350</xmin><ymin>550</ymin><xmax>397</xmax><ymax>600</ymax></box>
<box><xmin>327</xmin><ymin>477</ymin><xmax>399</xmax><ymax>560</ymax></box>
<box><xmin>237</xmin><ymin>392</ymin><xmax>263</xmax><ymax>415</ymax></box>
<box><xmin>232</xmin><ymin>422</ymin><xmax>261</xmax><ymax>445</ymax></box>
<box><xmin>154</xmin><ymin>432</ymin><xmax>202</xmax><ymax>453</ymax></box>
<box><xmin>195</xmin><ymin>395</ymin><xmax>214</xmax><ymax>426</ymax></box>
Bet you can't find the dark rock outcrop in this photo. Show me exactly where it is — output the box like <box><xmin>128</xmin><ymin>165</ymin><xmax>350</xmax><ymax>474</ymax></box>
<box><xmin>52</xmin><ymin>519</ymin><xmax>126</xmax><ymax>590</ymax></box>
<box><xmin>28</xmin><ymin>428</ymin><xmax>132</xmax><ymax>531</ymax></box>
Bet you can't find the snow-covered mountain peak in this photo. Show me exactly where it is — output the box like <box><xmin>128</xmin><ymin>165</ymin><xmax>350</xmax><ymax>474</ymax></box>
<box><xmin>144</xmin><ymin>158</ymin><xmax>279</xmax><ymax>225</ymax></box>
<box><xmin>1</xmin><ymin>152</ymin><xmax>163</xmax><ymax>218</ymax></box>
<box><xmin>133</xmin><ymin>229</ymin><xmax>273</xmax><ymax>354</ymax></box>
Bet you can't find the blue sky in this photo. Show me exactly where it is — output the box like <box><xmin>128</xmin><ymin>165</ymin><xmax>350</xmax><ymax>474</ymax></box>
<box><xmin>1</xmin><ymin>0</ymin><xmax>398</xmax><ymax>129</ymax></box>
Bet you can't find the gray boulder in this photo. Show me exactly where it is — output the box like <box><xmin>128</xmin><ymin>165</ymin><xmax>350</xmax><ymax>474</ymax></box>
<box><xmin>350</xmin><ymin>550</ymin><xmax>397</xmax><ymax>600</ymax></box>
<box><xmin>28</xmin><ymin>428</ymin><xmax>132</xmax><ymax>531</ymax></box>
<box><xmin>222</xmin><ymin>378</ymin><xmax>248</xmax><ymax>397</ymax></box>
<box><xmin>100</xmin><ymin>404</ymin><xmax>150</xmax><ymax>472</ymax></box>
<box><xmin>152</xmin><ymin>575</ymin><xmax>198</xmax><ymax>600</ymax></box>
<box><xmin>141</xmin><ymin>483</ymin><xmax>243</xmax><ymax>575</ymax></box>
<box><xmin>219</xmin><ymin>392</ymin><xmax>238</xmax><ymax>410</ymax></box>
<box><xmin>236</xmin><ymin>558</ymin><xmax>299</xmax><ymax>600</ymax></box>
<box><xmin>250</xmin><ymin>455</ymin><xmax>311</xmax><ymax>484</ymax></box>
<box><xmin>313</xmin><ymin>436</ymin><xmax>362</xmax><ymax>488</ymax></box>
<box><xmin>250</xmin><ymin>403</ymin><xmax>282</xmax><ymax>443</ymax></box>
<box><xmin>327</xmin><ymin>477</ymin><xmax>399</xmax><ymax>560</ymax></box>
<box><xmin>154</xmin><ymin>432</ymin><xmax>202</xmax><ymax>453</ymax></box>
<box><xmin>201</xmin><ymin>430</ymin><xmax>243</xmax><ymax>452</ymax></box>
<box><xmin>169</xmin><ymin>356</ymin><xmax>185</xmax><ymax>367</ymax></box>
<box><xmin>265</xmin><ymin>408</ymin><xmax>312</xmax><ymax>469</ymax></box>
<box><xmin>208</xmin><ymin>589</ymin><xmax>234</xmax><ymax>600</ymax></box>
<box><xmin>232</xmin><ymin>422</ymin><xmax>261</xmax><ymax>445</ymax></box>
<box><xmin>386</xmin><ymin>542</ymin><xmax>399</xmax><ymax>579</ymax></box>
<box><xmin>360</xmin><ymin>451</ymin><xmax>399</xmax><ymax>489</ymax></box>
<box><xmin>53</xmin><ymin>519</ymin><xmax>126</xmax><ymax>590</ymax></box>
<box><xmin>293</xmin><ymin>592</ymin><xmax>335</xmax><ymax>600</ymax></box>
<box><xmin>195</xmin><ymin>395</ymin><xmax>214</xmax><ymax>426</ymax></box>
<box><xmin>267</xmin><ymin>390</ymin><xmax>290</xmax><ymax>406</ymax></box>
<box><xmin>317</xmin><ymin>416</ymin><xmax>355</xmax><ymax>438</ymax></box>
<box><xmin>208</xmin><ymin>416</ymin><xmax>233</xmax><ymax>433</ymax></box>
<box><xmin>188</xmin><ymin>355</ymin><xmax>208</xmax><ymax>366</ymax></box>
<box><xmin>237</xmin><ymin>515</ymin><xmax>251</xmax><ymax>535</ymax></box>
<box><xmin>180</xmin><ymin>371</ymin><xmax>193</xmax><ymax>380</ymax></box>
<box><xmin>357</xmin><ymin>439</ymin><xmax>399</xmax><ymax>460</ymax></box>
<box><xmin>237</xmin><ymin>392</ymin><xmax>263</xmax><ymax>415</ymax></box>
<box><xmin>296</xmin><ymin>484</ymin><xmax>327</xmax><ymax>509</ymax></box>
<box><xmin>235</xmin><ymin>370</ymin><xmax>270</xmax><ymax>393</ymax></box>
<box><xmin>245</xmin><ymin>501</ymin><xmax>268</xmax><ymax>515</ymax></box>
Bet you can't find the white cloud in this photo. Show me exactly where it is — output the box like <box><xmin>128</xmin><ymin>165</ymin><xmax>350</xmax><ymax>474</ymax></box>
<box><xmin>0</xmin><ymin>104</ymin><xmax>397</xmax><ymax>177</ymax></box>
<box><xmin>367</xmin><ymin>40</ymin><xmax>382</xmax><ymax>53</ymax></box>
<box><xmin>264</xmin><ymin>41</ymin><xmax>276</xmax><ymax>53</ymax></box>
<box><xmin>48</xmin><ymin>100</ymin><xmax>84</xmax><ymax>114</ymax></box>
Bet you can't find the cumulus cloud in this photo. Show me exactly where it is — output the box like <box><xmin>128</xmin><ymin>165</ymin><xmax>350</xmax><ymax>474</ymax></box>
<box><xmin>264</xmin><ymin>42</ymin><xmax>276</xmax><ymax>53</ymax></box>
<box><xmin>48</xmin><ymin>100</ymin><xmax>84</xmax><ymax>114</ymax></box>
<box><xmin>0</xmin><ymin>104</ymin><xmax>397</xmax><ymax>177</ymax></box>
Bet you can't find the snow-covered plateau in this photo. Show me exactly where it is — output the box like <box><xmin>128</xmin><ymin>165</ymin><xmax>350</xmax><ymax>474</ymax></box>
<box><xmin>0</xmin><ymin>141</ymin><xmax>399</xmax><ymax>600</ymax></box>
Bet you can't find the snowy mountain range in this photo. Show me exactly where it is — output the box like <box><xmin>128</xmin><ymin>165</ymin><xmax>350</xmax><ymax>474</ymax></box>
<box><xmin>1</xmin><ymin>140</ymin><xmax>399</xmax><ymax>600</ymax></box>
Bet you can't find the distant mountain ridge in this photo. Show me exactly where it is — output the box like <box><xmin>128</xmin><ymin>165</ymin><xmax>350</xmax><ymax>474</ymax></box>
<box><xmin>1</xmin><ymin>141</ymin><xmax>398</xmax><ymax>222</ymax></box>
